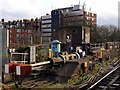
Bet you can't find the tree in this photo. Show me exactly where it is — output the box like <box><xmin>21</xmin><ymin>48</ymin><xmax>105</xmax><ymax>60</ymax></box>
<box><xmin>91</xmin><ymin>25</ymin><xmax>118</xmax><ymax>43</ymax></box>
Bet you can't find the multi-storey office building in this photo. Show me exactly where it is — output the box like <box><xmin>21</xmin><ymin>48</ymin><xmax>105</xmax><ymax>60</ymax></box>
<box><xmin>41</xmin><ymin>14</ymin><xmax>52</xmax><ymax>44</ymax></box>
<box><xmin>51</xmin><ymin>4</ymin><xmax>97</xmax><ymax>51</ymax></box>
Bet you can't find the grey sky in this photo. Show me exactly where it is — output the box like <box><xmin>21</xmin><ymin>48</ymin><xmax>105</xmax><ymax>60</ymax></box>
<box><xmin>0</xmin><ymin>0</ymin><xmax>119</xmax><ymax>26</ymax></box>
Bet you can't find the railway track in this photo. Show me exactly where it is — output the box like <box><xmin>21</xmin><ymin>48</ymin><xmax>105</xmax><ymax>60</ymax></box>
<box><xmin>87</xmin><ymin>63</ymin><xmax>120</xmax><ymax>90</ymax></box>
<box><xmin>22</xmin><ymin>79</ymin><xmax>57</xmax><ymax>88</ymax></box>
<box><xmin>75</xmin><ymin>57</ymin><xmax>120</xmax><ymax>90</ymax></box>
<box><xmin>18</xmin><ymin>57</ymin><xmax>120</xmax><ymax>89</ymax></box>
<box><xmin>19</xmin><ymin>70</ymin><xmax>57</xmax><ymax>88</ymax></box>
<box><xmin>12</xmin><ymin>55</ymin><xmax>120</xmax><ymax>89</ymax></box>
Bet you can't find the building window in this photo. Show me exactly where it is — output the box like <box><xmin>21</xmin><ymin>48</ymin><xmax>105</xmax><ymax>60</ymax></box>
<box><xmin>22</xmin><ymin>23</ymin><xmax>25</xmax><ymax>27</ymax></box>
<box><xmin>21</xmin><ymin>34</ymin><xmax>24</xmax><ymax>37</ymax></box>
<box><xmin>17</xmin><ymin>22</ymin><xmax>20</xmax><ymax>27</ymax></box>
<box><xmin>28</xmin><ymin>29</ymin><xmax>32</xmax><ymax>33</ymax></box>
<box><xmin>17</xmin><ymin>29</ymin><xmax>21</xmax><ymax>32</ymax></box>
<box><xmin>61</xmin><ymin>10</ymin><xmax>63</xmax><ymax>13</ymax></box>
<box><xmin>25</xmin><ymin>34</ymin><xmax>27</xmax><ymax>37</ymax></box>
<box><xmin>22</xmin><ymin>30</ymin><xmax>24</xmax><ymax>32</ymax></box>
<box><xmin>87</xmin><ymin>12</ymin><xmax>89</xmax><ymax>15</ymax></box>
<box><xmin>28</xmin><ymin>34</ymin><xmax>32</xmax><ymax>38</ymax></box>
<box><xmin>28</xmin><ymin>39</ymin><xmax>31</xmax><ymax>43</ymax></box>
<box><xmin>17</xmin><ymin>34</ymin><xmax>20</xmax><ymax>38</ymax></box>
<box><xmin>24</xmin><ymin>30</ymin><xmax>28</xmax><ymax>32</ymax></box>
<box><xmin>66</xmin><ymin>9</ymin><xmax>69</xmax><ymax>12</ymax></box>
<box><xmin>17</xmin><ymin>39</ymin><xmax>19</xmax><ymax>43</ymax></box>
<box><xmin>87</xmin><ymin>17</ymin><xmax>90</xmax><ymax>20</ymax></box>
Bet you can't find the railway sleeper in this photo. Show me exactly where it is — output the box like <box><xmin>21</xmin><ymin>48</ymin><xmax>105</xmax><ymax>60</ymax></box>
<box><xmin>108</xmin><ymin>75</ymin><xmax>119</xmax><ymax>86</ymax></box>
<box><xmin>98</xmin><ymin>85</ymin><xmax>107</xmax><ymax>89</ymax></box>
<box><xmin>112</xmin><ymin>83</ymin><xmax>120</xmax><ymax>87</ymax></box>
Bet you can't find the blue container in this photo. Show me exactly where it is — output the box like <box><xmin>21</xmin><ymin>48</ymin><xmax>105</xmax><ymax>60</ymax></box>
<box><xmin>51</xmin><ymin>40</ymin><xmax>61</xmax><ymax>53</ymax></box>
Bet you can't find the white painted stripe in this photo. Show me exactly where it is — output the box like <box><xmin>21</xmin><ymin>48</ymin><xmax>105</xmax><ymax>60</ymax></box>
<box><xmin>16</xmin><ymin>66</ymin><xmax>21</xmax><ymax>75</ymax></box>
<box><xmin>5</xmin><ymin>64</ymin><xmax>9</xmax><ymax>73</ymax></box>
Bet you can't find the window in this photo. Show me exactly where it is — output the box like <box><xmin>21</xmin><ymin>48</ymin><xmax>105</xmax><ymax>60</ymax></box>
<box><xmin>22</xmin><ymin>23</ymin><xmax>25</xmax><ymax>27</ymax></box>
<box><xmin>25</xmin><ymin>30</ymin><xmax>28</xmax><ymax>32</ymax></box>
<box><xmin>28</xmin><ymin>34</ymin><xmax>32</xmax><ymax>38</ymax></box>
<box><xmin>17</xmin><ymin>22</ymin><xmax>21</xmax><ymax>27</ymax></box>
<box><xmin>28</xmin><ymin>30</ymin><xmax>32</xmax><ymax>33</ymax></box>
<box><xmin>17</xmin><ymin>29</ymin><xmax>21</xmax><ymax>32</ymax></box>
<box><xmin>22</xmin><ymin>30</ymin><xmax>24</xmax><ymax>32</ymax></box>
<box><xmin>66</xmin><ymin>9</ymin><xmax>69</xmax><ymax>12</ymax></box>
<box><xmin>87</xmin><ymin>17</ymin><xmax>89</xmax><ymax>20</ymax></box>
<box><xmin>17</xmin><ymin>39</ymin><xmax>19</xmax><ymax>43</ymax></box>
<box><xmin>16</xmin><ymin>34</ymin><xmax>20</xmax><ymax>38</ymax></box>
<box><xmin>21</xmin><ymin>34</ymin><xmax>24</xmax><ymax>37</ymax></box>
<box><xmin>28</xmin><ymin>39</ymin><xmax>31</xmax><ymax>43</ymax></box>
<box><xmin>61</xmin><ymin>10</ymin><xmax>63</xmax><ymax>13</ymax></box>
<box><xmin>25</xmin><ymin>34</ymin><xmax>27</xmax><ymax>37</ymax></box>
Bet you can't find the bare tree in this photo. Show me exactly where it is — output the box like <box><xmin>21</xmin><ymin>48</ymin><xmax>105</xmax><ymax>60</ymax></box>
<box><xmin>91</xmin><ymin>25</ymin><xmax>118</xmax><ymax>43</ymax></box>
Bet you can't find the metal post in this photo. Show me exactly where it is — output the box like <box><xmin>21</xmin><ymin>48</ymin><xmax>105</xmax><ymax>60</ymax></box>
<box><xmin>2</xmin><ymin>71</ymin><xmax>4</xmax><ymax>83</ymax></box>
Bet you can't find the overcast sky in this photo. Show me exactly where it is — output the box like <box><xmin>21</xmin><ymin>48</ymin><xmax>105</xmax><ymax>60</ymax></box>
<box><xmin>0</xmin><ymin>0</ymin><xmax>119</xmax><ymax>26</ymax></box>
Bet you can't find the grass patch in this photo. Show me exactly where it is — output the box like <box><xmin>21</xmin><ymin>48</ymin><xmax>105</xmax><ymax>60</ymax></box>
<box><xmin>10</xmin><ymin>85</ymin><xmax>17</xmax><ymax>90</ymax></box>
<box><xmin>45</xmin><ymin>83</ymin><xmax>68</xmax><ymax>88</ymax></box>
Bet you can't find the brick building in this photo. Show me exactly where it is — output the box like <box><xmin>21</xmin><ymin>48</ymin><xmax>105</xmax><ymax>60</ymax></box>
<box><xmin>7</xmin><ymin>18</ymin><xmax>41</xmax><ymax>48</ymax></box>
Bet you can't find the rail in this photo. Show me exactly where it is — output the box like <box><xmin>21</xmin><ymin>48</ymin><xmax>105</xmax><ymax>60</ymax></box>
<box><xmin>87</xmin><ymin>63</ymin><xmax>120</xmax><ymax>90</ymax></box>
